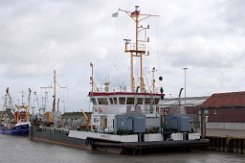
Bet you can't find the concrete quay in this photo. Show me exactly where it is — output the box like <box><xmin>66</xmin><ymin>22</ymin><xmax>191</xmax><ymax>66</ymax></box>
<box><xmin>204</xmin><ymin>129</ymin><xmax>245</xmax><ymax>154</ymax></box>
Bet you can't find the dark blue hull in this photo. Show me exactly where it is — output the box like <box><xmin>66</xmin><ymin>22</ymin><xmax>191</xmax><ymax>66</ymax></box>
<box><xmin>0</xmin><ymin>124</ymin><xmax>29</xmax><ymax>136</ymax></box>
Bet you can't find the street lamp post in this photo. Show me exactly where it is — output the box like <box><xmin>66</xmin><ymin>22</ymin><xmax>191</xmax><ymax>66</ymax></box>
<box><xmin>182</xmin><ymin>67</ymin><xmax>188</xmax><ymax>105</ymax></box>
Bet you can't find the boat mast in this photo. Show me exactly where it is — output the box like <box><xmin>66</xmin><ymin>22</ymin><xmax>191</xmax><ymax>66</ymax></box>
<box><xmin>119</xmin><ymin>6</ymin><xmax>158</xmax><ymax>92</ymax></box>
<box><xmin>53</xmin><ymin>70</ymin><xmax>56</xmax><ymax>112</ymax></box>
<box><xmin>41</xmin><ymin>70</ymin><xmax>57</xmax><ymax>112</ymax></box>
<box><xmin>27</xmin><ymin>88</ymin><xmax>31</xmax><ymax>112</ymax></box>
<box><xmin>27</xmin><ymin>88</ymin><xmax>31</xmax><ymax>110</ymax></box>
<box><xmin>26</xmin><ymin>88</ymin><xmax>31</xmax><ymax>120</ymax></box>
<box><xmin>90</xmin><ymin>62</ymin><xmax>99</xmax><ymax>92</ymax></box>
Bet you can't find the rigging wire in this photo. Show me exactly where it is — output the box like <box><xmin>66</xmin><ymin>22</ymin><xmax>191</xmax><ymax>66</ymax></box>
<box><xmin>155</xmin><ymin>16</ymin><xmax>162</xmax><ymax>89</ymax></box>
<box><xmin>156</xmin><ymin>16</ymin><xmax>160</xmax><ymax>72</ymax></box>
<box><xmin>106</xmin><ymin>15</ymin><xmax>121</xmax><ymax>74</ymax></box>
<box><xmin>105</xmin><ymin>13</ymin><xmax>135</xmax><ymax>88</ymax></box>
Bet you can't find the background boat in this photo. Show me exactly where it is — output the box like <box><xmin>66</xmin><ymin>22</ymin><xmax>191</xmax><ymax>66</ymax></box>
<box><xmin>0</xmin><ymin>88</ymin><xmax>31</xmax><ymax>136</ymax></box>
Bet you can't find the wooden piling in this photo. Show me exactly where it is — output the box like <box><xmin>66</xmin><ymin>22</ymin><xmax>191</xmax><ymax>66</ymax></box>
<box><xmin>205</xmin><ymin>136</ymin><xmax>245</xmax><ymax>155</ymax></box>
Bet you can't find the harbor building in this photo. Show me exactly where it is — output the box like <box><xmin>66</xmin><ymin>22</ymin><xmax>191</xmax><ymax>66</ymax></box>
<box><xmin>159</xmin><ymin>96</ymin><xmax>208</xmax><ymax>132</ymax></box>
<box><xmin>201</xmin><ymin>91</ymin><xmax>245</xmax><ymax>131</ymax></box>
<box><xmin>160</xmin><ymin>92</ymin><xmax>245</xmax><ymax>136</ymax></box>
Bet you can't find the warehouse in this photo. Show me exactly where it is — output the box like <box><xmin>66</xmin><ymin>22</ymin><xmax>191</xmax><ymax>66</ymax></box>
<box><xmin>201</xmin><ymin>91</ymin><xmax>245</xmax><ymax>130</ymax></box>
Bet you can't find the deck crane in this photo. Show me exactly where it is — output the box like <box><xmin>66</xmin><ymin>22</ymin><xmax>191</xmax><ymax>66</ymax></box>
<box><xmin>81</xmin><ymin>109</ymin><xmax>89</xmax><ymax>122</ymax></box>
<box><xmin>3</xmin><ymin>87</ymin><xmax>15</xmax><ymax>111</ymax></box>
<box><xmin>81</xmin><ymin>109</ymin><xmax>90</xmax><ymax>130</ymax></box>
<box><xmin>1</xmin><ymin>87</ymin><xmax>15</xmax><ymax>121</ymax></box>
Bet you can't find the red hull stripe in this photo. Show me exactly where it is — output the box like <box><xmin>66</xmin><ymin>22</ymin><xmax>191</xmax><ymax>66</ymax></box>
<box><xmin>88</xmin><ymin>92</ymin><xmax>164</xmax><ymax>97</ymax></box>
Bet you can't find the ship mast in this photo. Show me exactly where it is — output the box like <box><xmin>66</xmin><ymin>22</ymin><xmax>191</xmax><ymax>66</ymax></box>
<box><xmin>27</xmin><ymin>88</ymin><xmax>31</xmax><ymax>111</ymax></box>
<box><xmin>41</xmin><ymin>70</ymin><xmax>57</xmax><ymax>112</ymax></box>
<box><xmin>53</xmin><ymin>70</ymin><xmax>56</xmax><ymax>112</ymax></box>
<box><xmin>90</xmin><ymin>62</ymin><xmax>99</xmax><ymax>92</ymax></box>
<box><xmin>41</xmin><ymin>70</ymin><xmax>67</xmax><ymax>112</ymax></box>
<box><xmin>118</xmin><ymin>6</ymin><xmax>158</xmax><ymax>92</ymax></box>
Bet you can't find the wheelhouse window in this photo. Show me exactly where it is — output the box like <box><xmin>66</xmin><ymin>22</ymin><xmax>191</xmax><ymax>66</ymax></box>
<box><xmin>98</xmin><ymin>98</ymin><xmax>108</xmax><ymax>105</ymax></box>
<box><xmin>126</xmin><ymin>97</ymin><xmax>134</xmax><ymax>105</ymax></box>
<box><xmin>145</xmin><ymin>98</ymin><xmax>151</xmax><ymax>104</ymax></box>
<box><xmin>137</xmin><ymin>98</ymin><xmax>143</xmax><ymax>105</ymax></box>
<box><xmin>109</xmin><ymin>98</ymin><xmax>114</xmax><ymax>105</ymax></box>
<box><xmin>154</xmin><ymin>98</ymin><xmax>160</xmax><ymax>105</ymax></box>
<box><xmin>119</xmin><ymin>97</ymin><xmax>126</xmax><ymax>105</ymax></box>
<box><xmin>113</xmin><ymin>97</ymin><xmax>118</xmax><ymax>104</ymax></box>
<box><xmin>91</xmin><ymin>98</ymin><xmax>97</xmax><ymax>105</ymax></box>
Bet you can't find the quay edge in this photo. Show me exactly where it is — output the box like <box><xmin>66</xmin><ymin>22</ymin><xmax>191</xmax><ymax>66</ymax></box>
<box><xmin>205</xmin><ymin>136</ymin><xmax>245</xmax><ymax>155</ymax></box>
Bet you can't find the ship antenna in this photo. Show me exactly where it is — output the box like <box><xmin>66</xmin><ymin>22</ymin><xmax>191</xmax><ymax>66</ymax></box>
<box><xmin>116</xmin><ymin>6</ymin><xmax>159</xmax><ymax>93</ymax></box>
<box><xmin>151</xmin><ymin>67</ymin><xmax>157</xmax><ymax>93</ymax></box>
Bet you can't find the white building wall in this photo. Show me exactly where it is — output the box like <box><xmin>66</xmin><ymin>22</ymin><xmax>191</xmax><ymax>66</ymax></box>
<box><xmin>207</xmin><ymin>122</ymin><xmax>245</xmax><ymax>130</ymax></box>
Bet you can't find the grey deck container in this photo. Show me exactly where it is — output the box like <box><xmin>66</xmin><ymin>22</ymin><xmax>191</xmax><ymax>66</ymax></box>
<box><xmin>164</xmin><ymin>115</ymin><xmax>190</xmax><ymax>132</ymax></box>
<box><xmin>132</xmin><ymin>115</ymin><xmax>145</xmax><ymax>133</ymax></box>
<box><xmin>115</xmin><ymin>114</ymin><xmax>133</xmax><ymax>134</ymax></box>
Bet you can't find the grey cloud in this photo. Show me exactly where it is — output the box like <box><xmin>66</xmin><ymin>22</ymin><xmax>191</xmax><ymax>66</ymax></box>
<box><xmin>224</xmin><ymin>0</ymin><xmax>245</xmax><ymax>32</ymax></box>
<box><xmin>1</xmin><ymin>0</ymin><xmax>245</xmax><ymax>111</ymax></box>
<box><xmin>163</xmin><ymin>37</ymin><xmax>243</xmax><ymax>68</ymax></box>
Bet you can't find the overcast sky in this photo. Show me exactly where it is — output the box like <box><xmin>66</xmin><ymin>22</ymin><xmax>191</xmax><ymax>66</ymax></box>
<box><xmin>0</xmin><ymin>0</ymin><xmax>244</xmax><ymax>112</ymax></box>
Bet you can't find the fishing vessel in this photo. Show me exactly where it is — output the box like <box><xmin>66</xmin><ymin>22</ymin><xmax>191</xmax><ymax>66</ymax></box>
<box><xmin>30</xmin><ymin>6</ymin><xmax>208</xmax><ymax>154</ymax></box>
<box><xmin>0</xmin><ymin>88</ymin><xmax>31</xmax><ymax>136</ymax></box>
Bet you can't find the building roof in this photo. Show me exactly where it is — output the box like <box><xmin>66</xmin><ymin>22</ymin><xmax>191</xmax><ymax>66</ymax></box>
<box><xmin>201</xmin><ymin>91</ymin><xmax>245</xmax><ymax>108</ymax></box>
<box><xmin>159</xmin><ymin>96</ymin><xmax>208</xmax><ymax>107</ymax></box>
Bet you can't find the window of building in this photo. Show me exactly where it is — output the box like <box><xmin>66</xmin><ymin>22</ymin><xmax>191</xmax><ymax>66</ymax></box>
<box><xmin>213</xmin><ymin>109</ymin><xmax>217</xmax><ymax>115</ymax></box>
<box><xmin>204</xmin><ymin>110</ymin><xmax>209</xmax><ymax>115</ymax></box>
<box><xmin>94</xmin><ymin>118</ymin><xmax>97</xmax><ymax>123</ymax></box>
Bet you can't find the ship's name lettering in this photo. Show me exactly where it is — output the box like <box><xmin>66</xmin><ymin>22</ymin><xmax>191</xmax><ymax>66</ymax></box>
<box><xmin>101</xmin><ymin>134</ymin><xmax>110</xmax><ymax>138</ymax></box>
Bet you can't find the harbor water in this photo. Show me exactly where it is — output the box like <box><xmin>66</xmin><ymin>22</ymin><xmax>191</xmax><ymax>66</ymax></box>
<box><xmin>1</xmin><ymin>135</ymin><xmax>245</xmax><ymax>163</ymax></box>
